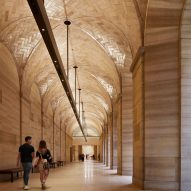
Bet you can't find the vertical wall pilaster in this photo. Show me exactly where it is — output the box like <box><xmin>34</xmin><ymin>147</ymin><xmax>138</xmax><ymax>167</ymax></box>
<box><xmin>144</xmin><ymin>42</ymin><xmax>180</xmax><ymax>191</ymax></box>
<box><xmin>121</xmin><ymin>71</ymin><xmax>133</xmax><ymax>175</ymax></box>
<box><xmin>105</xmin><ymin>124</ymin><xmax>109</xmax><ymax>166</ymax></box>
<box><xmin>100</xmin><ymin>134</ymin><xmax>103</xmax><ymax>163</ymax></box>
<box><xmin>117</xmin><ymin>95</ymin><xmax>122</xmax><ymax>175</ymax></box>
<box><xmin>130</xmin><ymin>1</ymin><xmax>183</xmax><ymax>190</ymax></box>
<box><xmin>112</xmin><ymin>102</ymin><xmax>118</xmax><ymax>170</ymax></box>
<box><xmin>107</xmin><ymin>119</ymin><xmax>111</xmax><ymax>167</ymax></box>
<box><xmin>141</xmin><ymin>1</ymin><xmax>184</xmax><ymax>190</ymax></box>
<box><xmin>132</xmin><ymin>42</ymin><xmax>180</xmax><ymax>190</ymax></box>
<box><xmin>110</xmin><ymin>111</ymin><xmax>113</xmax><ymax>169</ymax></box>
<box><xmin>131</xmin><ymin>54</ymin><xmax>144</xmax><ymax>187</ymax></box>
<box><xmin>181</xmin><ymin>1</ymin><xmax>191</xmax><ymax>190</ymax></box>
<box><xmin>103</xmin><ymin>127</ymin><xmax>105</xmax><ymax>164</ymax></box>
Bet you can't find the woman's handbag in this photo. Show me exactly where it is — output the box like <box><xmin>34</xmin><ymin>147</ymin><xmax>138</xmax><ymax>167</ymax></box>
<box><xmin>37</xmin><ymin>152</ymin><xmax>50</xmax><ymax>170</ymax></box>
<box><xmin>38</xmin><ymin>161</ymin><xmax>44</xmax><ymax>171</ymax></box>
<box><xmin>43</xmin><ymin>162</ymin><xmax>50</xmax><ymax>169</ymax></box>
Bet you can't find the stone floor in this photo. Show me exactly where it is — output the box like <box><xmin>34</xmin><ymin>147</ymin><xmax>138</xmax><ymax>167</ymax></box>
<box><xmin>0</xmin><ymin>161</ymin><xmax>141</xmax><ymax>191</ymax></box>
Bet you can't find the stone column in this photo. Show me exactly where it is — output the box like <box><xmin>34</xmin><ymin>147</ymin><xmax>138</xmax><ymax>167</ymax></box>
<box><xmin>105</xmin><ymin>124</ymin><xmax>109</xmax><ymax>166</ymax></box>
<box><xmin>103</xmin><ymin>127</ymin><xmax>105</xmax><ymax>164</ymax></box>
<box><xmin>109</xmin><ymin>112</ymin><xmax>113</xmax><ymax>169</ymax></box>
<box><xmin>107</xmin><ymin>117</ymin><xmax>111</xmax><ymax>167</ymax></box>
<box><xmin>132</xmin><ymin>42</ymin><xmax>180</xmax><ymax>191</ymax></box>
<box><xmin>99</xmin><ymin>134</ymin><xmax>103</xmax><ymax>163</ymax></box>
<box><xmin>141</xmin><ymin>1</ymin><xmax>184</xmax><ymax>190</ymax></box>
<box><xmin>131</xmin><ymin>55</ymin><xmax>144</xmax><ymax>187</ymax></box>
<box><xmin>117</xmin><ymin>95</ymin><xmax>122</xmax><ymax>175</ymax></box>
<box><xmin>181</xmin><ymin>1</ymin><xmax>191</xmax><ymax>190</ymax></box>
<box><xmin>112</xmin><ymin>101</ymin><xmax>118</xmax><ymax>170</ymax></box>
<box><xmin>145</xmin><ymin>42</ymin><xmax>180</xmax><ymax>190</ymax></box>
<box><xmin>121</xmin><ymin>71</ymin><xmax>133</xmax><ymax>175</ymax></box>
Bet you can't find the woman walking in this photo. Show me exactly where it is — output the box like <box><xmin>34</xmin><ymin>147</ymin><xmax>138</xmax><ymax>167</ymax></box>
<box><xmin>35</xmin><ymin>140</ymin><xmax>52</xmax><ymax>189</ymax></box>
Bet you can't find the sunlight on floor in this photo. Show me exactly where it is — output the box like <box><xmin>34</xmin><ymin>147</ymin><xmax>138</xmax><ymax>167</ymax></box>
<box><xmin>0</xmin><ymin>161</ymin><xmax>140</xmax><ymax>191</ymax></box>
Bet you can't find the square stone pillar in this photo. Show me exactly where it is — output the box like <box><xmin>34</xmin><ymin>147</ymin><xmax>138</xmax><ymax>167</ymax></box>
<box><xmin>109</xmin><ymin>112</ymin><xmax>113</xmax><ymax>169</ymax></box>
<box><xmin>130</xmin><ymin>0</ymin><xmax>183</xmax><ymax>189</ymax></box>
<box><xmin>104</xmin><ymin>124</ymin><xmax>109</xmax><ymax>166</ymax></box>
<box><xmin>107</xmin><ymin>115</ymin><xmax>111</xmax><ymax>167</ymax></box>
<box><xmin>99</xmin><ymin>135</ymin><xmax>103</xmax><ymax>163</ymax></box>
<box><xmin>103</xmin><ymin>127</ymin><xmax>106</xmax><ymax>164</ymax></box>
<box><xmin>132</xmin><ymin>40</ymin><xmax>180</xmax><ymax>190</ymax></box>
<box><xmin>112</xmin><ymin>101</ymin><xmax>118</xmax><ymax>170</ymax></box>
<box><xmin>181</xmin><ymin>2</ymin><xmax>191</xmax><ymax>191</ymax></box>
<box><xmin>144</xmin><ymin>42</ymin><xmax>180</xmax><ymax>190</ymax></box>
<box><xmin>131</xmin><ymin>56</ymin><xmax>144</xmax><ymax>187</ymax></box>
<box><xmin>117</xmin><ymin>96</ymin><xmax>122</xmax><ymax>175</ymax></box>
<box><xmin>121</xmin><ymin>71</ymin><xmax>133</xmax><ymax>176</ymax></box>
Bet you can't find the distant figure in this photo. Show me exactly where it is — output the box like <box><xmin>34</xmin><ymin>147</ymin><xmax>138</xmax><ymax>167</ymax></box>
<box><xmin>81</xmin><ymin>153</ymin><xmax>85</xmax><ymax>162</ymax></box>
<box><xmin>17</xmin><ymin>136</ymin><xmax>35</xmax><ymax>190</ymax></box>
<box><xmin>35</xmin><ymin>140</ymin><xmax>52</xmax><ymax>190</ymax></box>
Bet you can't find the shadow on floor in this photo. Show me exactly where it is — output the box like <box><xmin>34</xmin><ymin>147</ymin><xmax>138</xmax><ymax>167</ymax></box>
<box><xmin>112</xmin><ymin>184</ymin><xmax>141</xmax><ymax>191</ymax></box>
<box><xmin>16</xmin><ymin>186</ymin><xmax>52</xmax><ymax>190</ymax></box>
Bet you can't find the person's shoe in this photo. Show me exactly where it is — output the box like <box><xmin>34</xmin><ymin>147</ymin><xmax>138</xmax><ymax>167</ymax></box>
<box><xmin>23</xmin><ymin>185</ymin><xmax>29</xmax><ymax>190</ymax></box>
<box><xmin>41</xmin><ymin>183</ymin><xmax>46</xmax><ymax>190</ymax></box>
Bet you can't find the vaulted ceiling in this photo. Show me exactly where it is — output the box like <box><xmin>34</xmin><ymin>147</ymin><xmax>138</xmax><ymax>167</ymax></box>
<box><xmin>0</xmin><ymin>0</ymin><xmax>142</xmax><ymax>137</ymax></box>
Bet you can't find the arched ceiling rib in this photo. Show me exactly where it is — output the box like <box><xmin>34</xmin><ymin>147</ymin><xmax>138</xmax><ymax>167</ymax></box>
<box><xmin>0</xmin><ymin>18</ymin><xmax>41</xmax><ymax>77</ymax></box>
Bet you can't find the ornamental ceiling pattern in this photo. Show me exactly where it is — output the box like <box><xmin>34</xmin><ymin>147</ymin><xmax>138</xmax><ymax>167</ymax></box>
<box><xmin>0</xmin><ymin>0</ymin><xmax>142</xmax><ymax>136</ymax></box>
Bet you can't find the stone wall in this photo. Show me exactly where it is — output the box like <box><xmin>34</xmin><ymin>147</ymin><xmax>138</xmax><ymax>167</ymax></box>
<box><xmin>0</xmin><ymin>43</ymin><xmax>67</xmax><ymax>181</ymax></box>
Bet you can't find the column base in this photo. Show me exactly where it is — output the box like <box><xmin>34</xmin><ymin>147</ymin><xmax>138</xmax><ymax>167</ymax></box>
<box><xmin>133</xmin><ymin>177</ymin><xmax>144</xmax><ymax>188</ymax></box>
<box><xmin>181</xmin><ymin>182</ymin><xmax>191</xmax><ymax>191</ymax></box>
<box><xmin>144</xmin><ymin>180</ymin><xmax>179</xmax><ymax>191</ymax></box>
<box><xmin>122</xmin><ymin>169</ymin><xmax>132</xmax><ymax>176</ymax></box>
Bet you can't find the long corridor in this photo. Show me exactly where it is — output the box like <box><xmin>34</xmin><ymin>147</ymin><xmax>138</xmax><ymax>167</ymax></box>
<box><xmin>1</xmin><ymin>1</ymin><xmax>190</xmax><ymax>190</ymax></box>
<box><xmin>0</xmin><ymin>161</ymin><xmax>139</xmax><ymax>191</ymax></box>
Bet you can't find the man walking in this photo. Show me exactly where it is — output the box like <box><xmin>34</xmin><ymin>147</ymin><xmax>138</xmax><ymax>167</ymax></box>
<box><xmin>17</xmin><ymin>136</ymin><xmax>35</xmax><ymax>190</ymax></box>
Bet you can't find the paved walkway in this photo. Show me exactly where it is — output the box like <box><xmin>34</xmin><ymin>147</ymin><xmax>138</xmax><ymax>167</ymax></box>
<box><xmin>0</xmin><ymin>161</ymin><xmax>140</xmax><ymax>191</ymax></box>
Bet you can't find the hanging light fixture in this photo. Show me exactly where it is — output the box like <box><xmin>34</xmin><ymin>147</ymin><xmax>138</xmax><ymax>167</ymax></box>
<box><xmin>81</xmin><ymin>101</ymin><xmax>84</xmax><ymax>126</ymax></box>
<box><xmin>73</xmin><ymin>66</ymin><xmax>78</xmax><ymax>105</ymax></box>
<box><xmin>78</xmin><ymin>88</ymin><xmax>81</xmax><ymax>121</ymax></box>
<box><xmin>82</xmin><ymin>104</ymin><xmax>88</xmax><ymax>137</ymax></box>
<box><xmin>64</xmin><ymin>20</ymin><xmax>71</xmax><ymax>80</ymax></box>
